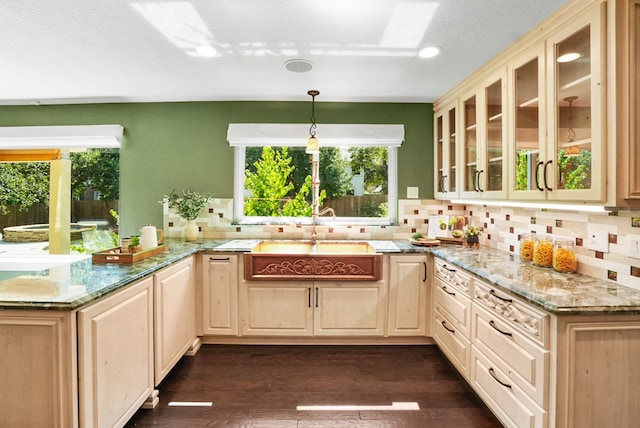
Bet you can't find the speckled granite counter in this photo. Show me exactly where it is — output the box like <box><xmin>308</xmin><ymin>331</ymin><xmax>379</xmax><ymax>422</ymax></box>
<box><xmin>2</xmin><ymin>238</ymin><xmax>640</xmax><ymax>315</ymax></box>
<box><xmin>430</xmin><ymin>245</ymin><xmax>640</xmax><ymax>315</ymax></box>
<box><xmin>0</xmin><ymin>240</ymin><xmax>216</xmax><ymax>310</ymax></box>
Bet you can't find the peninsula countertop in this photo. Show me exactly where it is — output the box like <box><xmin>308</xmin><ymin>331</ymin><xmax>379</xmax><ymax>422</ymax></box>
<box><xmin>1</xmin><ymin>238</ymin><xmax>640</xmax><ymax>315</ymax></box>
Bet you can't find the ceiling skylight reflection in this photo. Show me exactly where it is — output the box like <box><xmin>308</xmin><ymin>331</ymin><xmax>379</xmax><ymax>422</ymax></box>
<box><xmin>131</xmin><ymin>1</ymin><xmax>218</xmax><ymax>57</ymax></box>
<box><xmin>380</xmin><ymin>2</ymin><xmax>439</xmax><ymax>48</ymax></box>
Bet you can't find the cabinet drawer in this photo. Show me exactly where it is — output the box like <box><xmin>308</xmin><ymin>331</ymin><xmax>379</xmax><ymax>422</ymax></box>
<box><xmin>433</xmin><ymin>311</ymin><xmax>471</xmax><ymax>379</ymax></box>
<box><xmin>472</xmin><ymin>304</ymin><xmax>549</xmax><ymax>407</ymax></box>
<box><xmin>434</xmin><ymin>258</ymin><xmax>472</xmax><ymax>296</ymax></box>
<box><xmin>433</xmin><ymin>277</ymin><xmax>471</xmax><ymax>339</ymax></box>
<box><xmin>470</xmin><ymin>346</ymin><xmax>548</xmax><ymax>428</ymax></box>
<box><xmin>473</xmin><ymin>279</ymin><xmax>549</xmax><ymax>348</ymax></box>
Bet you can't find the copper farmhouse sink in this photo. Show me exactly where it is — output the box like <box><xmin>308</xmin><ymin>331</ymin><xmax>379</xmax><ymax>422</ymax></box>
<box><xmin>244</xmin><ymin>240</ymin><xmax>382</xmax><ymax>281</ymax></box>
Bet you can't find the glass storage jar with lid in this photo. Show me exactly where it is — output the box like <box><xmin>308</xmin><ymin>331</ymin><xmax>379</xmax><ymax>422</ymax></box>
<box><xmin>519</xmin><ymin>233</ymin><xmax>535</xmax><ymax>262</ymax></box>
<box><xmin>553</xmin><ymin>238</ymin><xmax>577</xmax><ymax>273</ymax></box>
<box><xmin>533</xmin><ymin>235</ymin><xmax>554</xmax><ymax>267</ymax></box>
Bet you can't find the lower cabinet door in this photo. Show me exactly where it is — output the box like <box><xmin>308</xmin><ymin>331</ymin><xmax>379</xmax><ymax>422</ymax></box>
<box><xmin>78</xmin><ymin>277</ymin><xmax>154</xmax><ymax>428</ymax></box>
<box><xmin>154</xmin><ymin>256</ymin><xmax>195</xmax><ymax>385</ymax></box>
<box><xmin>470</xmin><ymin>346</ymin><xmax>548</xmax><ymax>428</ymax></box>
<box><xmin>471</xmin><ymin>304</ymin><xmax>549</xmax><ymax>407</ymax></box>
<box><xmin>432</xmin><ymin>310</ymin><xmax>471</xmax><ymax>378</ymax></box>
<box><xmin>240</xmin><ymin>281</ymin><xmax>313</xmax><ymax>336</ymax></box>
<box><xmin>314</xmin><ymin>281</ymin><xmax>386</xmax><ymax>336</ymax></box>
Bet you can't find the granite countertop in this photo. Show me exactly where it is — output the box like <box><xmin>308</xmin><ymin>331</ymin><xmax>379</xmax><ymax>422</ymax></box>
<box><xmin>430</xmin><ymin>245</ymin><xmax>640</xmax><ymax>315</ymax></box>
<box><xmin>2</xmin><ymin>238</ymin><xmax>640</xmax><ymax>315</ymax></box>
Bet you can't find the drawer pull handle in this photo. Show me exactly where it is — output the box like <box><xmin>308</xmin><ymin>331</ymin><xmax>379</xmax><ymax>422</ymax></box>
<box><xmin>489</xmin><ymin>320</ymin><xmax>513</xmax><ymax>337</ymax></box>
<box><xmin>423</xmin><ymin>262</ymin><xmax>427</xmax><ymax>282</ymax></box>
<box><xmin>489</xmin><ymin>367</ymin><xmax>512</xmax><ymax>389</ymax></box>
<box><xmin>442</xmin><ymin>264</ymin><xmax>456</xmax><ymax>273</ymax></box>
<box><xmin>209</xmin><ymin>257</ymin><xmax>230</xmax><ymax>261</ymax></box>
<box><xmin>489</xmin><ymin>289</ymin><xmax>512</xmax><ymax>303</ymax></box>
<box><xmin>441</xmin><ymin>320</ymin><xmax>455</xmax><ymax>334</ymax></box>
<box><xmin>442</xmin><ymin>286</ymin><xmax>456</xmax><ymax>296</ymax></box>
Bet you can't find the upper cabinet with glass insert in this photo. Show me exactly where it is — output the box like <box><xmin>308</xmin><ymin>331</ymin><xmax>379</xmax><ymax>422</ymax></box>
<box><xmin>509</xmin><ymin>46</ymin><xmax>546</xmax><ymax>200</ymax></box>
<box><xmin>434</xmin><ymin>100</ymin><xmax>458</xmax><ymax>199</ymax></box>
<box><xmin>459</xmin><ymin>69</ymin><xmax>508</xmax><ymax>200</ymax></box>
<box><xmin>508</xmin><ymin>6</ymin><xmax>605</xmax><ymax>204</ymax></box>
<box><xmin>546</xmin><ymin>6</ymin><xmax>605</xmax><ymax>202</ymax></box>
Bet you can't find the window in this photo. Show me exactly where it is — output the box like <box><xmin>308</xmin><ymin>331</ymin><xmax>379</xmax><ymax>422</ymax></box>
<box><xmin>228</xmin><ymin>124</ymin><xmax>403</xmax><ymax>225</ymax></box>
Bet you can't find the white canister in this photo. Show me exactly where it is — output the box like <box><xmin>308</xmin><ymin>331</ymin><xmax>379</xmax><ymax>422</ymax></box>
<box><xmin>140</xmin><ymin>224</ymin><xmax>164</xmax><ymax>250</ymax></box>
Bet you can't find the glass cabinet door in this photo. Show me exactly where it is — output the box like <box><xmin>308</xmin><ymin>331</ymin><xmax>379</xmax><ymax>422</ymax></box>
<box><xmin>434</xmin><ymin>102</ymin><xmax>458</xmax><ymax>199</ymax></box>
<box><xmin>510</xmin><ymin>47</ymin><xmax>546</xmax><ymax>200</ymax></box>
<box><xmin>547</xmin><ymin>5</ymin><xmax>605</xmax><ymax>201</ymax></box>
<box><xmin>460</xmin><ymin>91</ymin><xmax>478</xmax><ymax>198</ymax></box>
<box><xmin>447</xmin><ymin>107</ymin><xmax>457</xmax><ymax>196</ymax></box>
<box><xmin>482</xmin><ymin>71</ymin><xmax>507</xmax><ymax>198</ymax></box>
<box><xmin>435</xmin><ymin>112</ymin><xmax>445</xmax><ymax>196</ymax></box>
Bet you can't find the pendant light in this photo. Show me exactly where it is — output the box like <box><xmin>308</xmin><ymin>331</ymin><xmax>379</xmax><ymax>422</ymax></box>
<box><xmin>563</xmin><ymin>96</ymin><xmax>580</xmax><ymax>156</ymax></box>
<box><xmin>306</xmin><ymin>90</ymin><xmax>320</xmax><ymax>154</ymax></box>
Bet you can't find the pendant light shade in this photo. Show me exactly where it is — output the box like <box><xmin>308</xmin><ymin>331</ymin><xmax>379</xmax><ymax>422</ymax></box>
<box><xmin>306</xmin><ymin>90</ymin><xmax>320</xmax><ymax>154</ymax></box>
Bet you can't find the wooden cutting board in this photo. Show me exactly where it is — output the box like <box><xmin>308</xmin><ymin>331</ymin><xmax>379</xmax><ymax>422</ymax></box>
<box><xmin>410</xmin><ymin>238</ymin><xmax>441</xmax><ymax>247</ymax></box>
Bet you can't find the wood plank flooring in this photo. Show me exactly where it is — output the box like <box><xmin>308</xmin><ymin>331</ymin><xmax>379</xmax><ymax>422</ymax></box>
<box><xmin>126</xmin><ymin>344</ymin><xmax>503</xmax><ymax>427</ymax></box>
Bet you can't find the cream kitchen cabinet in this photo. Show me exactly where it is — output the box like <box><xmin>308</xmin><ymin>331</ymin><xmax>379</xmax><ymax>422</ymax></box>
<box><xmin>314</xmin><ymin>280</ymin><xmax>386</xmax><ymax>336</ymax></box>
<box><xmin>239</xmin><ymin>279</ymin><xmax>387</xmax><ymax>337</ymax></box>
<box><xmin>202</xmin><ymin>254</ymin><xmax>239</xmax><ymax>336</ymax></box>
<box><xmin>434</xmin><ymin>100</ymin><xmax>459</xmax><ymax>199</ymax></box>
<box><xmin>388</xmin><ymin>254</ymin><xmax>428</xmax><ymax>336</ymax></box>
<box><xmin>544</xmin><ymin>4</ymin><xmax>606</xmax><ymax>202</ymax></box>
<box><xmin>0</xmin><ymin>310</ymin><xmax>76</xmax><ymax>428</ymax></box>
<box><xmin>471</xmin><ymin>280</ymin><xmax>550</xmax><ymax>428</ymax></box>
<box><xmin>614</xmin><ymin>0</ymin><xmax>640</xmax><ymax>206</ymax></box>
<box><xmin>510</xmin><ymin>6</ymin><xmax>606</xmax><ymax>203</ymax></box>
<box><xmin>78</xmin><ymin>276</ymin><xmax>155</xmax><ymax>428</ymax></box>
<box><xmin>459</xmin><ymin>68</ymin><xmax>509</xmax><ymax>200</ymax></box>
<box><xmin>240</xmin><ymin>280</ymin><xmax>313</xmax><ymax>336</ymax></box>
<box><xmin>431</xmin><ymin>258</ymin><xmax>473</xmax><ymax>377</ymax></box>
<box><xmin>434</xmin><ymin>0</ymin><xmax>615</xmax><ymax>205</ymax></box>
<box><xmin>154</xmin><ymin>256</ymin><xmax>196</xmax><ymax>385</ymax></box>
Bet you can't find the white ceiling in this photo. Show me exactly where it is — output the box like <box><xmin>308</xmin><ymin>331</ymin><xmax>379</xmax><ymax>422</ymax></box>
<box><xmin>0</xmin><ymin>0</ymin><xmax>567</xmax><ymax>106</ymax></box>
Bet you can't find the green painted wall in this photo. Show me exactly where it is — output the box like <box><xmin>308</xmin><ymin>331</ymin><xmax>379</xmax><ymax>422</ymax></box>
<box><xmin>0</xmin><ymin>101</ymin><xmax>433</xmax><ymax>235</ymax></box>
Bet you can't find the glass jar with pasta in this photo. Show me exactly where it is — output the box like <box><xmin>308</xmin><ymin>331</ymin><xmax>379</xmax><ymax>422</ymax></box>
<box><xmin>553</xmin><ymin>238</ymin><xmax>577</xmax><ymax>273</ymax></box>
<box><xmin>533</xmin><ymin>235</ymin><xmax>553</xmax><ymax>267</ymax></box>
<box><xmin>519</xmin><ymin>233</ymin><xmax>535</xmax><ymax>262</ymax></box>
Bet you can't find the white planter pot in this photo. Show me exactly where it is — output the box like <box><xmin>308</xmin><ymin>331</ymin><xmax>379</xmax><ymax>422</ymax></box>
<box><xmin>183</xmin><ymin>219</ymin><xmax>199</xmax><ymax>242</ymax></box>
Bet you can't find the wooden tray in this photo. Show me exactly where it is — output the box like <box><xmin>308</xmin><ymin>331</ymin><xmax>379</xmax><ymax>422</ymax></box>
<box><xmin>436</xmin><ymin>236</ymin><xmax>464</xmax><ymax>245</ymax></box>
<box><xmin>92</xmin><ymin>244</ymin><xmax>168</xmax><ymax>264</ymax></box>
<box><xmin>410</xmin><ymin>238</ymin><xmax>441</xmax><ymax>247</ymax></box>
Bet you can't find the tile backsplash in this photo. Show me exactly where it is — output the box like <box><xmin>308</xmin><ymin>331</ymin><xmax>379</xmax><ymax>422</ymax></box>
<box><xmin>163</xmin><ymin>199</ymin><xmax>640</xmax><ymax>290</ymax></box>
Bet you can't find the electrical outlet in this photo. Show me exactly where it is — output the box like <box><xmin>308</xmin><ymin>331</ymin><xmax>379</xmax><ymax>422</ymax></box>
<box><xmin>630</xmin><ymin>236</ymin><xmax>640</xmax><ymax>259</ymax></box>
<box><xmin>587</xmin><ymin>229</ymin><xmax>609</xmax><ymax>253</ymax></box>
<box><xmin>406</xmin><ymin>187</ymin><xmax>419</xmax><ymax>199</ymax></box>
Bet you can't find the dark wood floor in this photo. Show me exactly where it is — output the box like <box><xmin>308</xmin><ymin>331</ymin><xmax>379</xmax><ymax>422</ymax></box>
<box><xmin>126</xmin><ymin>344</ymin><xmax>503</xmax><ymax>427</ymax></box>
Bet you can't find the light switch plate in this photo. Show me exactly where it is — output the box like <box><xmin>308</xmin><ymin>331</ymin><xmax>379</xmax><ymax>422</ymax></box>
<box><xmin>587</xmin><ymin>229</ymin><xmax>609</xmax><ymax>253</ymax></box>
<box><xmin>406</xmin><ymin>187</ymin><xmax>419</xmax><ymax>199</ymax></box>
<box><xmin>629</xmin><ymin>236</ymin><xmax>640</xmax><ymax>259</ymax></box>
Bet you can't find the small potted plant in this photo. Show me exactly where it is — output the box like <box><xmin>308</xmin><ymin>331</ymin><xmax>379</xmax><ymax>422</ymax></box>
<box><xmin>164</xmin><ymin>189</ymin><xmax>213</xmax><ymax>241</ymax></box>
<box><xmin>128</xmin><ymin>235</ymin><xmax>141</xmax><ymax>253</ymax></box>
<box><xmin>463</xmin><ymin>224</ymin><xmax>483</xmax><ymax>249</ymax></box>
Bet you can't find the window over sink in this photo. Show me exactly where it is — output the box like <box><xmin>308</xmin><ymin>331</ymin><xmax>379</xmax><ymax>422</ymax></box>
<box><xmin>227</xmin><ymin>123</ymin><xmax>404</xmax><ymax>225</ymax></box>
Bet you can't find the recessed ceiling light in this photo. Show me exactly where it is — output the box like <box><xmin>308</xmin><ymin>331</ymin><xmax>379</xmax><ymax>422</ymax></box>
<box><xmin>557</xmin><ymin>52</ymin><xmax>581</xmax><ymax>63</ymax></box>
<box><xmin>284</xmin><ymin>59</ymin><xmax>314</xmax><ymax>73</ymax></box>
<box><xmin>418</xmin><ymin>46</ymin><xmax>441</xmax><ymax>58</ymax></box>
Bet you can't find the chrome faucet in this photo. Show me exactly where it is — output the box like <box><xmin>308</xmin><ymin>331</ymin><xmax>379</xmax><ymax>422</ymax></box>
<box><xmin>309</xmin><ymin>152</ymin><xmax>335</xmax><ymax>243</ymax></box>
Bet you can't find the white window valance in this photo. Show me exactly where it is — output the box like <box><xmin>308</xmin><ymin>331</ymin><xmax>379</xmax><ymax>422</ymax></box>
<box><xmin>227</xmin><ymin>123</ymin><xmax>404</xmax><ymax>147</ymax></box>
<box><xmin>0</xmin><ymin>125</ymin><xmax>123</xmax><ymax>149</ymax></box>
